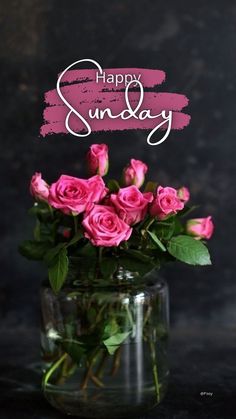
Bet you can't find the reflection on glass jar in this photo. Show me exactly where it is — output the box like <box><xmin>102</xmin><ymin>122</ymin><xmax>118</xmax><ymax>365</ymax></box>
<box><xmin>40</xmin><ymin>270</ymin><xmax>169</xmax><ymax>418</ymax></box>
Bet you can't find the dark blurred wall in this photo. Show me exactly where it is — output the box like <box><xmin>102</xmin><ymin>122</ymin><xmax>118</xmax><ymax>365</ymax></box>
<box><xmin>1</xmin><ymin>0</ymin><xmax>236</xmax><ymax>332</ymax></box>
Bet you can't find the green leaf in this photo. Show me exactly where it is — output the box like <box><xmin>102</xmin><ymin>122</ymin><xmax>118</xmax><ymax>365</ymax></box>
<box><xmin>61</xmin><ymin>339</ymin><xmax>85</xmax><ymax>364</ymax></box>
<box><xmin>48</xmin><ymin>247</ymin><xmax>69</xmax><ymax>293</ymax></box>
<box><xmin>147</xmin><ymin>231</ymin><xmax>166</xmax><ymax>252</ymax></box>
<box><xmin>62</xmin><ymin>333</ymin><xmax>102</xmax><ymax>361</ymax></box>
<box><xmin>34</xmin><ymin>220</ymin><xmax>41</xmax><ymax>241</ymax></box>
<box><xmin>100</xmin><ymin>257</ymin><xmax>117</xmax><ymax>279</ymax></box>
<box><xmin>102</xmin><ymin>319</ymin><xmax>119</xmax><ymax>339</ymax></box>
<box><xmin>37</xmin><ymin>221</ymin><xmax>57</xmax><ymax>243</ymax></box>
<box><xmin>167</xmin><ymin>235</ymin><xmax>211</xmax><ymax>266</ymax></box>
<box><xmin>103</xmin><ymin>331</ymin><xmax>130</xmax><ymax>355</ymax></box>
<box><xmin>153</xmin><ymin>217</ymin><xmax>184</xmax><ymax>240</ymax></box>
<box><xmin>28</xmin><ymin>202</ymin><xmax>53</xmax><ymax>222</ymax></box>
<box><xmin>144</xmin><ymin>181</ymin><xmax>158</xmax><ymax>193</ymax></box>
<box><xmin>44</xmin><ymin>243</ymin><xmax>66</xmax><ymax>266</ymax></box>
<box><xmin>107</xmin><ymin>179</ymin><xmax>120</xmax><ymax>193</ymax></box>
<box><xmin>173</xmin><ymin>217</ymin><xmax>184</xmax><ymax>235</ymax></box>
<box><xmin>153</xmin><ymin>220</ymin><xmax>175</xmax><ymax>241</ymax></box>
<box><xmin>19</xmin><ymin>240</ymin><xmax>51</xmax><ymax>260</ymax></box>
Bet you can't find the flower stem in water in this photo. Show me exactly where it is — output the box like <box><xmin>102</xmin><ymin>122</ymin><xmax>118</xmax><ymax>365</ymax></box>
<box><xmin>149</xmin><ymin>340</ymin><xmax>160</xmax><ymax>403</ymax></box>
<box><xmin>111</xmin><ymin>346</ymin><xmax>121</xmax><ymax>376</ymax></box>
<box><xmin>43</xmin><ymin>352</ymin><xmax>67</xmax><ymax>388</ymax></box>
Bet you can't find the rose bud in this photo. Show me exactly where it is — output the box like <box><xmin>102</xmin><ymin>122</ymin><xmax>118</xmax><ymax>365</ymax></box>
<box><xmin>150</xmin><ymin>186</ymin><xmax>184</xmax><ymax>220</ymax></box>
<box><xmin>186</xmin><ymin>216</ymin><xmax>214</xmax><ymax>240</ymax></box>
<box><xmin>123</xmin><ymin>159</ymin><xmax>148</xmax><ymax>189</ymax></box>
<box><xmin>87</xmin><ymin>143</ymin><xmax>109</xmax><ymax>177</ymax></box>
<box><xmin>62</xmin><ymin>228</ymin><xmax>71</xmax><ymax>239</ymax></box>
<box><xmin>58</xmin><ymin>226</ymin><xmax>72</xmax><ymax>239</ymax></box>
<box><xmin>178</xmin><ymin>186</ymin><xmax>190</xmax><ymax>203</ymax></box>
<box><xmin>30</xmin><ymin>172</ymin><xmax>49</xmax><ymax>201</ymax></box>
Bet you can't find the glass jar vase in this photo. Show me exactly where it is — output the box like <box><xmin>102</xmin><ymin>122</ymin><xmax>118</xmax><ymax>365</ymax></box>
<box><xmin>40</xmin><ymin>268</ymin><xmax>169</xmax><ymax>418</ymax></box>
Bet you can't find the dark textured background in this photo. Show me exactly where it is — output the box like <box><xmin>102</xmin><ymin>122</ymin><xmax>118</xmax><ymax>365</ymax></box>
<box><xmin>0</xmin><ymin>1</ymin><xmax>236</xmax><ymax>418</ymax></box>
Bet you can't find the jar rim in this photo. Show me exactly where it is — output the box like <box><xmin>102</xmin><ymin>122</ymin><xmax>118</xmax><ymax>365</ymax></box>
<box><xmin>41</xmin><ymin>269</ymin><xmax>167</xmax><ymax>295</ymax></box>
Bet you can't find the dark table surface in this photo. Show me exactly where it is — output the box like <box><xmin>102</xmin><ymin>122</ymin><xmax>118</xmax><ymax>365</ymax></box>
<box><xmin>1</xmin><ymin>325</ymin><xmax>235</xmax><ymax>419</ymax></box>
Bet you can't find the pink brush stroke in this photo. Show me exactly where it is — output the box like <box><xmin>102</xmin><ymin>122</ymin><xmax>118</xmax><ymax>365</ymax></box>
<box><xmin>40</xmin><ymin>68</ymin><xmax>190</xmax><ymax>137</ymax></box>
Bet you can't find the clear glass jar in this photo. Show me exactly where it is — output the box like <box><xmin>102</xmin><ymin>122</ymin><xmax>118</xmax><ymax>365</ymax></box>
<box><xmin>40</xmin><ymin>269</ymin><xmax>169</xmax><ymax>418</ymax></box>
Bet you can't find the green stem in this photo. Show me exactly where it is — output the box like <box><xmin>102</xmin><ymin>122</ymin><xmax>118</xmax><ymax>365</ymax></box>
<box><xmin>140</xmin><ymin>217</ymin><xmax>156</xmax><ymax>249</ymax></box>
<box><xmin>98</xmin><ymin>247</ymin><xmax>103</xmax><ymax>264</ymax></box>
<box><xmin>62</xmin><ymin>354</ymin><xmax>71</xmax><ymax>377</ymax></box>
<box><xmin>43</xmin><ymin>352</ymin><xmax>67</xmax><ymax>388</ymax></box>
<box><xmin>80</xmin><ymin>361</ymin><xmax>94</xmax><ymax>390</ymax></box>
<box><xmin>149</xmin><ymin>340</ymin><xmax>160</xmax><ymax>404</ymax></box>
<box><xmin>125</xmin><ymin>304</ymin><xmax>134</xmax><ymax>328</ymax></box>
<box><xmin>143</xmin><ymin>306</ymin><xmax>152</xmax><ymax>327</ymax></box>
<box><xmin>96</xmin><ymin>246</ymin><xmax>103</xmax><ymax>280</ymax></box>
<box><xmin>145</xmin><ymin>217</ymin><xmax>155</xmax><ymax>232</ymax></box>
<box><xmin>47</xmin><ymin>203</ymin><xmax>54</xmax><ymax>219</ymax></box>
<box><xmin>90</xmin><ymin>374</ymin><xmax>104</xmax><ymax>388</ymax></box>
<box><xmin>95</xmin><ymin>350</ymin><xmax>109</xmax><ymax>379</ymax></box>
<box><xmin>93</xmin><ymin>304</ymin><xmax>107</xmax><ymax>328</ymax></box>
<box><xmin>73</xmin><ymin>216</ymin><xmax>78</xmax><ymax>235</ymax></box>
<box><xmin>111</xmin><ymin>346</ymin><xmax>121</xmax><ymax>376</ymax></box>
<box><xmin>80</xmin><ymin>348</ymin><xmax>101</xmax><ymax>390</ymax></box>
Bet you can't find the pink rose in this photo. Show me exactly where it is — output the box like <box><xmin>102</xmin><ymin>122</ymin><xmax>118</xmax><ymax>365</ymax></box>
<box><xmin>48</xmin><ymin>175</ymin><xmax>107</xmax><ymax>215</ymax></box>
<box><xmin>49</xmin><ymin>175</ymin><xmax>89</xmax><ymax>214</ymax></box>
<box><xmin>87</xmin><ymin>175</ymin><xmax>108</xmax><ymax>203</ymax></box>
<box><xmin>110</xmin><ymin>185</ymin><xmax>153</xmax><ymax>225</ymax></box>
<box><xmin>30</xmin><ymin>172</ymin><xmax>49</xmax><ymax>201</ymax></box>
<box><xmin>87</xmin><ymin>143</ymin><xmax>109</xmax><ymax>176</ymax></box>
<box><xmin>150</xmin><ymin>186</ymin><xmax>184</xmax><ymax>220</ymax></box>
<box><xmin>123</xmin><ymin>159</ymin><xmax>148</xmax><ymax>188</ymax></box>
<box><xmin>186</xmin><ymin>216</ymin><xmax>214</xmax><ymax>239</ymax></box>
<box><xmin>82</xmin><ymin>205</ymin><xmax>132</xmax><ymax>247</ymax></box>
<box><xmin>178</xmin><ymin>186</ymin><xmax>190</xmax><ymax>203</ymax></box>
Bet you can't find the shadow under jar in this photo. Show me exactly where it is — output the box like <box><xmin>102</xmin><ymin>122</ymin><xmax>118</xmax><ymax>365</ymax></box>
<box><xmin>40</xmin><ymin>268</ymin><xmax>169</xmax><ymax>418</ymax></box>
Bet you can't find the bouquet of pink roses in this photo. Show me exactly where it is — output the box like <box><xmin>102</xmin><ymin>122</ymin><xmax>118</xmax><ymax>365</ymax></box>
<box><xmin>20</xmin><ymin>143</ymin><xmax>214</xmax><ymax>293</ymax></box>
<box><xmin>20</xmin><ymin>144</ymin><xmax>214</xmax><ymax>414</ymax></box>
